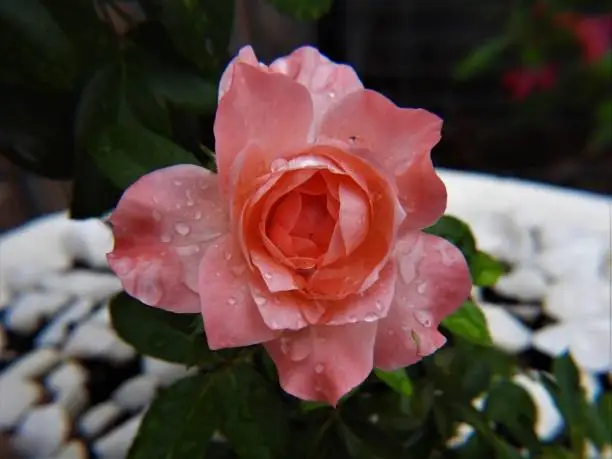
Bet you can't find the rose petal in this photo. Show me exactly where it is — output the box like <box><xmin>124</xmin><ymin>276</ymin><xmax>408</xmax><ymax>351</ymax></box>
<box><xmin>218</xmin><ymin>45</ymin><xmax>260</xmax><ymax>101</ymax></box>
<box><xmin>337</xmin><ymin>181</ymin><xmax>369</xmax><ymax>253</ymax></box>
<box><xmin>249</xmin><ymin>279</ymin><xmax>307</xmax><ymax>331</ymax></box>
<box><xmin>396</xmin><ymin>152</ymin><xmax>447</xmax><ymax>232</ymax></box>
<box><xmin>270</xmin><ymin>46</ymin><xmax>363</xmax><ymax>123</ymax></box>
<box><xmin>324</xmin><ymin>260</ymin><xmax>397</xmax><ymax>326</ymax></box>
<box><xmin>108</xmin><ymin>165</ymin><xmax>227</xmax><ymax>313</ymax></box>
<box><xmin>374</xmin><ymin>232</ymin><xmax>471</xmax><ymax>370</ymax></box>
<box><xmin>264</xmin><ymin>322</ymin><xmax>377</xmax><ymax>405</ymax></box>
<box><xmin>214</xmin><ymin>63</ymin><xmax>314</xmax><ymax>194</ymax></box>
<box><xmin>251</xmin><ymin>250</ymin><xmax>301</xmax><ymax>293</ymax></box>
<box><xmin>198</xmin><ymin>235</ymin><xmax>278</xmax><ymax>349</ymax></box>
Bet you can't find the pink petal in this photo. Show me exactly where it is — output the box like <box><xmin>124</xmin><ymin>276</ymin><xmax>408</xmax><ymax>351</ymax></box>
<box><xmin>108</xmin><ymin>165</ymin><xmax>228</xmax><ymax>313</ymax></box>
<box><xmin>264</xmin><ymin>322</ymin><xmax>377</xmax><ymax>404</ymax></box>
<box><xmin>337</xmin><ymin>181</ymin><xmax>369</xmax><ymax>253</ymax></box>
<box><xmin>218</xmin><ymin>45</ymin><xmax>260</xmax><ymax>101</ymax></box>
<box><xmin>249</xmin><ymin>279</ymin><xmax>307</xmax><ymax>331</ymax></box>
<box><xmin>214</xmin><ymin>63</ymin><xmax>314</xmax><ymax>195</ymax></box>
<box><xmin>251</xmin><ymin>250</ymin><xmax>301</xmax><ymax>293</ymax></box>
<box><xmin>395</xmin><ymin>152</ymin><xmax>447</xmax><ymax>232</ymax></box>
<box><xmin>198</xmin><ymin>235</ymin><xmax>278</xmax><ymax>349</ymax></box>
<box><xmin>324</xmin><ymin>260</ymin><xmax>397</xmax><ymax>326</ymax></box>
<box><xmin>270</xmin><ymin>46</ymin><xmax>363</xmax><ymax>123</ymax></box>
<box><xmin>374</xmin><ymin>232</ymin><xmax>471</xmax><ymax>370</ymax></box>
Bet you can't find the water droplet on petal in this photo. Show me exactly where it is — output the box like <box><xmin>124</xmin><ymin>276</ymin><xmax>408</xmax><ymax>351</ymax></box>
<box><xmin>175</xmin><ymin>245</ymin><xmax>200</xmax><ymax>256</ymax></box>
<box><xmin>280</xmin><ymin>337</ymin><xmax>290</xmax><ymax>355</ymax></box>
<box><xmin>230</xmin><ymin>264</ymin><xmax>247</xmax><ymax>277</ymax></box>
<box><xmin>112</xmin><ymin>258</ymin><xmax>133</xmax><ymax>275</ymax></box>
<box><xmin>174</xmin><ymin>222</ymin><xmax>191</xmax><ymax>235</ymax></box>
<box><xmin>347</xmin><ymin>315</ymin><xmax>357</xmax><ymax>323</ymax></box>
<box><xmin>417</xmin><ymin>282</ymin><xmax>428</xmax><ymax>294</ymax></box>
<box><xmin>160</xmin><ymin>234</ymin><xmax>172</xmax><ymax>243</ymax></box>
<box><xmin>375</xmin><ymin>300</ymin><xmax>384</xmax><ymax>311</ymax></box>
<box><xmin>364</xmin><ymin>313</ymin><xmax>379</xmax><ymax>322</ymax></box>
<box><xmin>386</xmin><ymin>329</ymin><xmax>395</xmax><ymax>336</ymax></box>
<box><xmin>270</xmin><ymin>158</ymin><xmax>288</xmax><ymax>172</ymax></box>
<box><xmin>194</xmin><ymin>211</ymin><xmax>202</xmax><ymax>220</ymax></box>
<box><xmin>329</xmin><ymin>91</ymin><xmax>336</xmax><ymax>98</ymax></box>
<box><xmin>263</xmin><ymin>272</ymin><xmax>272</xmax><ymax>280</ymax></box>
<box><xmin>414</xmin><ymin>310</ymin><xmax>432</xmax><ymax>327</ymax></box>
<box><xmin>224</xmin><ymin>252</ymin><xmax>232</xmax><ymax>261</ymax></box>
<box><xmin>136</xmin><ymin>273</ymin><xmax>163</xmax><ymax>305</ymax></box>
<box><xmin>253</xmin><ymin>295</ymin><xmax>267</xmax><ymax>307</ymax></box>
<box><xmin>315</xmin><ymin>363</ymin><xmax>324</xmax><ymax>374</ymax></box>
<box><xmin>152</xmin><ymin>210</ymin><xmax>162</xmax><ymax>221</ymax></box>
<box><xmin>173</xmin><ymin>179</ymin><xmax>182</xmax><ymax>186</ymax></box>
<box><xmin>227</xmin><ymin>297</ymin><xmax>237</xmax><ymax>306</ymax></box>
<box><xmin>401</xmin><ymin>324</ymin><xmax>411</xmax><ymax>332</ymax></box>
<box><xmin>152</xmin><ymin>196</ymin><xmax>160</xmax><ymax>204</ymax></box>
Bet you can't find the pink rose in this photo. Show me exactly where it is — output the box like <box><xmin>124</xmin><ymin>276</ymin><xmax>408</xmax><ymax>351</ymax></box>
<box><xmin>107</xmin><ymin>46</ymin><xmax>471</xmax><ymax>404</ymax></box>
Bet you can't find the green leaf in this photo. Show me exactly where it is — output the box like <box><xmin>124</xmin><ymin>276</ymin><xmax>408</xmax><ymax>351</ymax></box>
<box><xmin>470</xmin><ymin>251</ymin><xmax>506</xmax><ymax>287</ymax></box>
<box><xmin>454</xmin><ymin>37</ymin><xmax>510</xmax><ymax>80</ymax></box>
<box><xmin>538</xmin><ymin>446</ymin><xmax>576</xmax><ymax>459</ymax></box>
<box><xmin>596</xmin><ymin>393</ymin><xmax>612</xmax><ymax>444</ymax></box>
<box><xmin>128</xmin><ymin>372</ymin><xmax>218</xmax><ymax>459</ymax></box>
<box><xmin>424</xmin><ymin>215</ymin><xmax>477</xmax><ymax>260</ymax></box>
<box><xmin>268</xmin><ymin>0</ymin><xmax>333</xmax><ymax>20</ymax></box>
<box><xmin>339</xmin><ymin>419</ymin><xmax>406</xmax><ymax>459</ymax></box>
<box><xmin>110</xmin><ymin>292</ymin><xmax>213</xmax><ymax>364</ymax></box>
<box><xmin>87</xmin><ymin>123</ymin><xmax>200</xmax><ymax>189</ymax></box>
<box><xmin>159</xmin><ymin>0</ymin><xmax>235</xmax><ymax>77</ymax></box>
<box><xmin>214</xmin><ymin>364</ymin><xmax>289</xmax><ymax>459</ymax></box>
<box><xmin>0</xmin><ymin>0</ymin><xmax>78</xmax><ymax>88</ymax></box>
<box><xmin>442</xmin><ymin>300</ymin><xmax>492</xmax><ymax>346</ymax></box>
<box><xmin>374</xmin><ymin>368</ymin><xmax>413</xmax><ymax>397</ymax></box>
<box><xmin>485</xmin><ymin>381</ymin><xmax>540</xmax><ymax>453</ymax></box>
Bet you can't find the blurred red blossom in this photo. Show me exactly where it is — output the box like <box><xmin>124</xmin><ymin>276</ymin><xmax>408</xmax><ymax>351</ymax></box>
<box><xmin>502</xmin><ymin>64</ymin><xmax>557</xmax><ymax>100</ymax></box>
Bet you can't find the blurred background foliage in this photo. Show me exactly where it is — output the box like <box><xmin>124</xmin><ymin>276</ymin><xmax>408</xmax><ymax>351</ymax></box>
<box><xmin>0</xmin><ymin>1</ymin><xmax>609</xmax><ymax>458</ymax></box>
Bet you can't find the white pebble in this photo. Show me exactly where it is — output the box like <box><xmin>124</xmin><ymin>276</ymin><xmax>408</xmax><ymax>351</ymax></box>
<box><xmin>79</xmin><ymin>401</ymin><xmax>123</xmax><ymax>439</ymax></box>
<box><xmin>447</xmin><ymin>423</ymin><xmax>475</xmax><ymax>448</ymax></box>
<box><xmin>62</xmin><ymin>322</ymin><xmax>135</xmax><ymax>363</ymax></box>
<box><xmin>52</xmin><ymin>440</ymin><xmax>88</xmax><ymax>459</ymax></box>
<box><xmin>479</xmin><ymin>303</ymin><xmax>533</xmax><ymax>353</ymax></box>
<box><xmin>46</xmin><ymin>361</ymin><xmax>88</xmax><ymax>394</ymax></box>
<box><xmin>533</xmin><ymin>319</ymin><xmax>611</xmax><ymax>373</ymax></box>
<box><xmin>93</xmin><ymin>413</ymin><xmax>144</xmax><ymax>459</ymax></box>
<box><xmin>494</xmin><ymin>267</ymin><xmax>548</xmax><ymax>301</ymax></box>
<box><xmin>55</xmin><ymin>383</ymin><xmax>89</xmax><ymax>418</ymax></box>
<box><xmin>112</xmin><ymin>375</ymin><xmax>158</xmax><ymax>412</ymax></box>
<box><xmin>468</xmin><ymin>213</ymin><xmax>534</xmax><ymax>264</ymax></box>
<box><xmin>0</xmin><ymin>348</ymin><xmax>59</xmax><ymax>381</ymax></box>
<box><xmin>4</xmin><ymin>292</ymin><xmax>71</xmax><ymax>334</ymax></box>
<box><xmin>4</xmin><ymin>265</ymin><xmax>60</xmax><ymax>293</ymax></box>
<box><xmin>141</xmin><ymin>357</ymin><xmax>194</xmax><ymax>387</ymax></box>
<box><xmin>40</xmin><ymin>270</ymin><xmax>122</xmax><ymax>302</ymax></box>
<box><xmin>87</xmin><ymin>304</ymin><xmax>111</xmax><ymax>326</ymax></box>
<box><xmin>35</xmin><ymin>299</ymin><xmax>98</xmax><ymax>348</ymax></box>
<box><xmin>61</xmin><ymin>219</ymin><xmax>114</xmax><ymax>269</ymax></box>
<box><xmin>536</xmin><ymin>236</ymin><xmax>606</xmax><ymax>281</ymax></box>
<box><xmin>543</xmin><ymin>280</ymin><xmax>609</xmax><ymax>321</ymax></box>
<box><xmin>0</xmin><ymin>379</ymin><xmax>43</xmax><ymax>429</ymax></box>
<box><xmin>13</xmin><ymin>404</ymin><xmax>70</xmax><ymax>458</ymax></box>
<box><xmin>513</xmin><ymin>373</ymin><xmax>563</xmax><ymax>441</ymax></box>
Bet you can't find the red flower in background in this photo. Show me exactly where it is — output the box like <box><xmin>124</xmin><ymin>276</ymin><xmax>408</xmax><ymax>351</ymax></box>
<box><xmin>556</xmin><ymin>13</ymin><xmax>612</xmax><ymax>63</ymax></box>
<box><xmin>502</xmin><ymin>64</ymin><xmax>557</xmax><ymax>100</ymax></box>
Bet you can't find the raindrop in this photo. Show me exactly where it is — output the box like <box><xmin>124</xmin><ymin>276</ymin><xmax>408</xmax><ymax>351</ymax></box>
<box><xmin>263</xmin><ymin>272</ymin><xmax>272</xmax><ymax>280</ymax></box>
<box><xmin>375</xmin><ymin>300</ymin><xmax>384</xmax><ymax>311</ymax></box>
<box><xmin>112</xmin><ymin>258</ymin><xmax>133</xmax><ymax>275</ymax></box>
<box><xmin>253</xmin><ymin>295</ymin><xmax>267</xmax><ymax>307</ymax></box>
<box><xmin>152</xmin><ymin>210</ymin><xmax>162</xmax><ymax>221</ymax></box>
<box><xmin>173</xmin><ymin>179</ymin><xmax>183</xmax><ymax>186</ymax></box>
<box><xmin>315</xmin><ymin>363</ymin><xmax>324</xmax><ymax>374</ymax></box>
<box><xmin>230</xmin><ymin>264</ymin><xmax>247</xmax><ymax>277</ymax></box>
<box><xmin>227</xmin><ymin>297</ymin><xmax>237</xmax><ymax>306</ymax></box>
<box><xmin>347</xmin><ymin>315</ymin><xmax>357</xmax><ymax>323</ymax></box>
<box><xmin>386</xmin><ymin>329</ymin><xmax>395</xmax><ymax>336</ymax></box>
<box><xmin>329</xmin><ymin>91</ymin><xmax>336</xmax><ymax>98</ymax></box>
<box><xmin>152</xmin><ymin>196</ymin><xmax>160</xmax><ymax>204</ymax></box>
<box><xmin>136</xmin><ymin>275</ymin><xmax>163</xmax><ymax>305</ymax></box>
<box><xmin>160</xmin><ymin>234</ymin><xmax>172</xmax><ymax>243</ymax></box>
<box><xmin>270</xmin><ymin>158</ymin><xmax>288</xmax><ymax>172</ymax></box>
<box><xmin>175</xmin><ymin>245</ymin><xmax>200</xmax><ymax>256</ymax></box>
<box><xmin>174</xmin><ymin>222</ymin><xmax>191</xmax><ymax>236</ymax></box>
<box><xmin>417</xmin><ymin>282</ymin><xmax>428</xmax><ymax>294</ymax></box>
<box><xmin>364</xmin><ymin>313</ymin><xmax>378</xmax><ymax>322</ymax></box>
<box><xmin>414</xmin><ymin>310</ymin><xmax>432</xmax><ymax>327</ymax></box>
<box><xmin>224</xmin><ymin>252</ymin><xmax>232</xmax><ymax>261</ymax></box>
<box><xmin>194</xmin><ymin>211</ymin><xmax>202</xmax><ymax>220</ymax></box>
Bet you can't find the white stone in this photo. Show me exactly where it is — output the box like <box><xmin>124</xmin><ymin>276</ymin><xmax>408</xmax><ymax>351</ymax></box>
<box><xmin>543</xmin><ymin>280</ymin><xmax>609</xmax><ymax>321</ymax></box>
<box><xmin>46</xmin><ymin>361</ymin><xmax>88</xmax><ymax>394</ymax></box>
<box><xmin>4</xmin><ymin>292</ymin><xmax>71</xmax><ymax>334</ymax></box>
<box><xmin>479</xmin><ymin>303</ymin><xmax>533</xmax><ymax>353</ymax></box>
<box><xmin>446</xmin><ymin>423</ymin><xmax>475</xmax><ymax>448</ymax></box>
<box><xmin>35</xmin><ymin>298</ymin><xmax>98</xmax><ymax>348</ymax></box>
<box><xmin>93</xmin><ymin>413</ymin><xmax>144</xmax><ymax>459</ymax></box>
<box><xmin>536</xmin><ymin>236</ymin><xmax>607</xmax><ymax>281</ymax></box>
<box><xmin>513</xmin><ymin>373</ymin><xmax>563</xmax><ymax>441</ymax></box>
<box><xmin>141</xmin><ymin>357</ymin><xmax>194</xmax><ymax>387</ymax></box>
<box><xmin>0</xmin><ymin>348</ymin><xmax>59</xmax><ymax>381</ymax></box>
<box><xmin>79</xmin><ymin>401</ymin><xmax>123</xmax><ymax>439</ymax></box>
<box><xmin>13</xmin><ymin>404</ymin><xmax>70</xmax><ymax>458</ymax></box>
<box><xmin>55</xmin><ymin>384</ymin><xmax>89</xmax><ymax>418</ymax></box>
<box><xmin>494</xmin><ymin>267</ymin><xmax>548</xmax><ymax>301</ymax></box>
<box><xmin>40</xmin><ymin>270</ymin><xmax>122</xmax><ymax>302</ymax></box>
<box><xmin>533</xmin><ymin>319</ymin><xmax>612</xmax><ymax>372</ymax></box>
<box><xmin>87</xmin><ymin>304</ymin><xmax>111</xmax><ymax>326</ymax></box>
<box><xmin>0</xmin><ymin>212</ymin><xmax>72</xmax><ymax>308</ymax></box>
<box><xmin>467</xmin><ymin>213</ymin><xmax>534</xmax><ymax>264</ymax></box>
<box><xmin>61</xmin><ymin>219</ymin><xmax>114</xmax><ymax>269</ymax></box>
<box><xmin>4</xmin><ymin>265</ymin><xmax>59</xmax><ymax>293</ymax></box>
<box><xmin>62</xmin><ymin>322</ymin><xmax>135</xmax><ymax>363</ymax></box>
<box><xmin>52</xmin><ymin>440</ymin><xmax>88</xmax><ymax>459</ymax></box>
<box><xmin>0</xmin><ymin>379</ymin><xmax>43</xmax><ymax>429</ymax></box>
<box><xmin>112</xmin><ymin>375</ymin><xmax>158</xmax><ymax>412</ymax></box>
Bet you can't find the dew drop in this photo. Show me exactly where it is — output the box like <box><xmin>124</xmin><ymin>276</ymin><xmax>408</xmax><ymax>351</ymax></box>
<box><xmin>174</xmin><ymin>222</ymin><xmax>191</xmax><ymax>235</ymax></box>
<box><xmin>315</xmin><ymin>363</ymin><xmax>324</xmax><ymax>374</ymax></box>
<box><xmin>175</xmin><ymin>245</ymin><xmax>200</xmax><ymax>256</ymax></box>
<box><xmin>375</xmin><ymin>300</ymin><xmax>384</xmax><ymax>311</ymax></box>
<box><xmin>230</xmin><ymin>264</ymin><xmax>247</xmax><ymax>277</ymax></box>
<box><xmin>270</xmin><ymin>158</ymin><xmax>288</xmax><ymax>172</ymax></box>
<box><xmin>227</xmin><ymin>297</ymin><xmax>237</xmax><ymax>306</ymax></box>
<box><xmin>386</xmin><ymin>329</ymin><xmax>395</xmax><ymax>336</ymax></box>
<box><xmin>417</xmin><ymin>282</ymin><xmax>428</xmax><ymax>294</ymax></box>
<box><xmin>173</xmin><ymin>179</ymin><xmax>183</xmax><ymax>186</ymax></box>
<box><xmin>280</xmin><ymin>337</ymin><xmax>290</xmax><ymax>355</ymax></box>
<box><xmin>112</xmin><ymin>258</ymin><xmax>133</xmax><ymax>275</ymax></box>
<box><xmin>414</xmin><ymin>310</ymin><xmax>432</xmax><ymax>327</ymax></box>
<box><xmin>253</xmin><ymin>295</ymin><xmax>268</xmax><ymax>307</ymax></box>
<box><xmin>329</xmin><ymin>91</ymin><xmax>336</xmax><ymax>98</ymax></box>
<box><xmin>263</xmin><ymin>272</ymin><xmax>272</xmax><ymax>280</ymax></box>
<box><xmin>152</xmin><ymin>210</ymin><xmax>162</xmax><ymax>221</ymax></box>
<box><xmin>347</xmin><ymin>315</ymin><xmax>358</xmax><ymax>323</ymax></box>
<box><xmin>194</xmin><ymin>211</ymin><xmax>202</xmax><ymax>220</ymax></box>
<box><xmin>160</xmin><ymin>234</ymin><xmax>172</xmax><ymax>243</ymax></box>
<box><xmin>224</xmin><ymin>252</ymin><xmax>232</xmax><ymax>261</ymax></box>
<box><xmin>152</xmin><ymin>196</ymin><xmax>160</xmax><ymax>204</ymax></box>
<box><xmin>136</xmin><ymin>274</ymin><xmax>163</xmax><ymax>305</ymax></box>
<box><xmin>364</xmin><ymin>313</ymin><xmax>378</xmax><ymax>322</ymax></box>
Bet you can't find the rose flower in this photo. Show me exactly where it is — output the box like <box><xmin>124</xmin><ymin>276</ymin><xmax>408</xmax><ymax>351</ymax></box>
<box><xmin>107</xmin><ymin>46</ymin><xmax>471</xmax><ymax>404</ymax></box>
